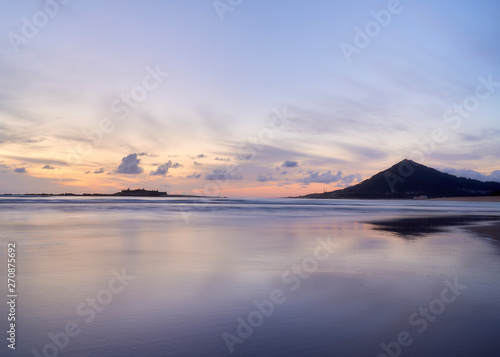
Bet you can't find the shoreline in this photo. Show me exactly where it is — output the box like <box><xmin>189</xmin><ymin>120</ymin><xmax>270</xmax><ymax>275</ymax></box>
<box><xmin>430</xmin><ymin>196</ymin><xmax>500</xmax><ymax>202</ymax></box>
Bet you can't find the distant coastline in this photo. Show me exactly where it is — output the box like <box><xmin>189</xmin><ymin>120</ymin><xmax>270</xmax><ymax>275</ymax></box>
<box><xmin>1</xmin><ymin>193</ymin><xmax>211</xmax><ymax>198</ymax></box>
<box><xmin>1</xmin><ymin>188</ymin><xmax>217</xmax><ymax>198</ymax></box>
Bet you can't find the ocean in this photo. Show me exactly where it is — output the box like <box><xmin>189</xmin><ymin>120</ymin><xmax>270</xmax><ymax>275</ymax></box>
<box><xmin>1</xmin><ymin>197</ymin><xmax>500</xmax><ymax>356</ymax></box>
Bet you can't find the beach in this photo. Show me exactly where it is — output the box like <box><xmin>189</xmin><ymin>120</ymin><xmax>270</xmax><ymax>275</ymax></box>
<box><xmin>1</xmin><ymin>197</ymin><xmax>500</xmax><ymax>357</ymax></box>
<box><xmin>462</xmin><ymin>221</ymin><xmax>500</xmax><ymax>241</ymax></box>
<box><xmin>431</xmin><ymin>196</ymin><xmax>500</xmax><ymax>202</ymax></box>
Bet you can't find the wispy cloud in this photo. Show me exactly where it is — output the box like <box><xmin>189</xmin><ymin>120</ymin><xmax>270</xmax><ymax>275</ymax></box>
<box><xmin>26</xmin><ymin>138</ymin><xmax>45</xmax><ymax>143</ymax></box>
<box><xmin>257</xmin><ymin>174</ymin><xmax>278</xmax><ymax>182</ymax></box>
<box><xmin>2</xmin><ymin>156</ymin><xmax>69</xmax><ymax>166</ymax></box>
<box><xmin>205</xmin><ymin>169</ymin><xmax>243</xmax><ymax>181</ymax></box>
<box><xmin>341</xmin><ymin>144</ymin><xmax>388</xmax><ymax>161</ymax></box>
<box><xmin>0</xmin><ymin>1</ymin><xmax>497</xmax><ymax>197</ymax></box>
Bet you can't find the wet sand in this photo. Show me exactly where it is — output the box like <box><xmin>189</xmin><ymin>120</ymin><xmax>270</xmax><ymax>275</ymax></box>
<box><xmin>367</xmin><ymin>215</ymin><xmax>500</xmax><ymax>241</ymax></box>
<box><xmin>431</xmin><ymin>196</ymin><xmax>500</xmax><ymax>202</ymax></box>
<box><xmin>463</xmin><ymin>221</ymin><xmax>500</xmax><ymax>241</ymax></box>
<box><xmin>4</xmin><ymin>197</ymin><xmax>500</xmax><ymax>356</ymax></box>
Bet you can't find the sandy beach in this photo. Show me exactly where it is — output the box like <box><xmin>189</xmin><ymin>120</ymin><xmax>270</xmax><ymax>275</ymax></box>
<box><xmin>463</xmin><ymin>221</ymin><xmax>500</xmax><ymax>241</ymax></box>
<box><xmin>431</xmin><ymin>196</ymin><xmax>500</xmax><ymax>202</ymax></box>
<box><xmin>3</xmin><ymin>197</ymin><xmax>500</xmax><ymax>356</ymax></box>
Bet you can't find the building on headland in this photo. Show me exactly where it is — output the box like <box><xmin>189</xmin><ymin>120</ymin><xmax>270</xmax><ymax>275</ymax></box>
<box><xmin>413</xmin><ymin>195</ymin><xmax>428</xmax><ymax>199</ymax></box>
<box><xmin>114</xmin><ymin>188</ymin><xmax>168</xmax><ymax>197</ymax></box>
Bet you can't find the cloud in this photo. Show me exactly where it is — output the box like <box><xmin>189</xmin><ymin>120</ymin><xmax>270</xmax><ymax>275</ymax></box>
<box><xmin>338</xmin><ymin>173</ymin><xmax>363</xmax><ymax>187</ymax></box>
<box><xmin>26</xmin><ymin>138</ymin><xmax>45</xmax><ymax>143</ymax></box>
<box><xmin>42</xmin><ymin>165</ymin><xmax>55</xmax><ymax>170</ymax></box>
<box><xmin>342</xmin><ymin>144</ymin><xmax>388</xmax><ymax>161</ymax></box>
<box><xmin>94</xmin><ymin>168</ymin><xmax>104</xmax><ymax>174</ymax></box>
<box><xmin>236</xmin><ymin>154</ymin><xmax>253</xmax><ymax>161</ymax></box>
<box><xmin>0</xmin><ymin>164</ymin><xmax>9</xmax><ymax>168</ymax></box>
<box><xmin>85</xmin><ymin>171</ymin><xmax>90</xmax><ymax>174</ymax></box>
<box><xmin>194</xmin><ymin>161</ymin><xmax>203</xmax><ymax>166</ymax></box>
<box><xmin>257</xmin><ymin>174</ymin><xmax>278</xmax><ymax>182</ymax></box>
<box><xmin>116</xmin><ymin>153</ymin><xmax>144</xmax><ymax>174</ymax></box>
<box><xmin>215</xmin><ymin>157</ymin><xmax>231</xmax><ymax>161</ymax></box>
<box><xmin>282</xmin><ymin>160</ymin><xmax>298</xmax><ymax>168</ymax></box>
<box><xmin>186</xmin><ymin>172</ymin><xmax>202</xmax><ymax>179</ymax></box>
<box><xmin>226</xmin><ymin>142</ymin><xmax>346</xmax><ymax>167</ymax></box>
<box><xmin>440</xmin><ymin>168</ymin><xmax>500</xmax><ymax>183</ymax></box>
<box><xmin>3</xmin><ymin>156</ymin><xmax>69</xmax><ymax>166</ymax></box>
<box><xmin>298</xmin><ymin>170</ymin><xmax>342</xmax><ymax>184</ymax></box>
<box><xmin>150</xmin><ymin>160</ymin><xmax>181</xmax><ymax>176</ymax></box>
<box><xmin>26</xmin><ymin>138</ymin><xmax>45</xmax><ymax>144</ymax></box>
<box><xmin>205</xmin><ymin>169</ymin><xmax>243</xmax><ymax>181</ymax></box>
<box><xmin>340</xmin><ymin>173</ymin><xmax>362</xmax><ymax>184</ymax></box>
<box><xmin>14</xmin><ymin>167</ymin><xmax>26</xmax><ymax>173</ymax></box>
<box><xmin>150</xmin><ymin>163</ymin><xmax>170</xmax><ymax>176</ymax></box>
<box><xmin>190</xmin><ymin>154</ymin><xmax>207</xmax><ymax>159</ymax></box>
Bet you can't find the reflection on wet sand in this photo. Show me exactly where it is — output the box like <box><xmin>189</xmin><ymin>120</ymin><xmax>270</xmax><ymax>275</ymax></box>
<box><xmin>462</xmin><ymin>221</ymin><xmax>500</xmax><ymax>241</ymax></box>
<box><xmin>367</xmin><ymin>215</ymin><xmax>500</xmax><ymax>239</ymax></box>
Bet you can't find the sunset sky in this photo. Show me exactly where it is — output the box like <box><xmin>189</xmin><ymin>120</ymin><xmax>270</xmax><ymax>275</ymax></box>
<box><xmin>0</xmin><ymin>0</ymin><xmax>499</xmax><ymax>197</ymax></box>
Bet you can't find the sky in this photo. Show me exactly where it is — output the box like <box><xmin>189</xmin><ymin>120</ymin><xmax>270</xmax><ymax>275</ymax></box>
<box><xmin>0</xmin><ymin>0</ymin><xmax>499</xmax><ymax>197</ymax></box>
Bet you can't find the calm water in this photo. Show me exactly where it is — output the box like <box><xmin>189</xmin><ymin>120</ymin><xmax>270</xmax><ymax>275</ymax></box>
<box><xmin>1</xmin><ymin>197</ymin><xmax>500</xmax><ymax>357</ymax></box>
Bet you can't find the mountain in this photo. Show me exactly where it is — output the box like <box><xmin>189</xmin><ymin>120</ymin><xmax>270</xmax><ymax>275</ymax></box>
<box><xmin>301</xmin><ymin>160</ymin><xmax>500</xmax><ymax>199</ymax></box>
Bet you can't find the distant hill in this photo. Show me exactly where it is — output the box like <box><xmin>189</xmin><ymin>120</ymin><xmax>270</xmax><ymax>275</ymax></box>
<box><xmin>301</xmin><ymin>160</ymin><xmax>500</xmax><ymax>199</ymax></box>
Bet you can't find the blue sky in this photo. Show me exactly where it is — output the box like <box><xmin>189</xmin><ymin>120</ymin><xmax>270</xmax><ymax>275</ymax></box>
<box><xmin>0</xmin><ymin>0</ymin><xmax>499</xmax><ymax>196</ymax></box>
